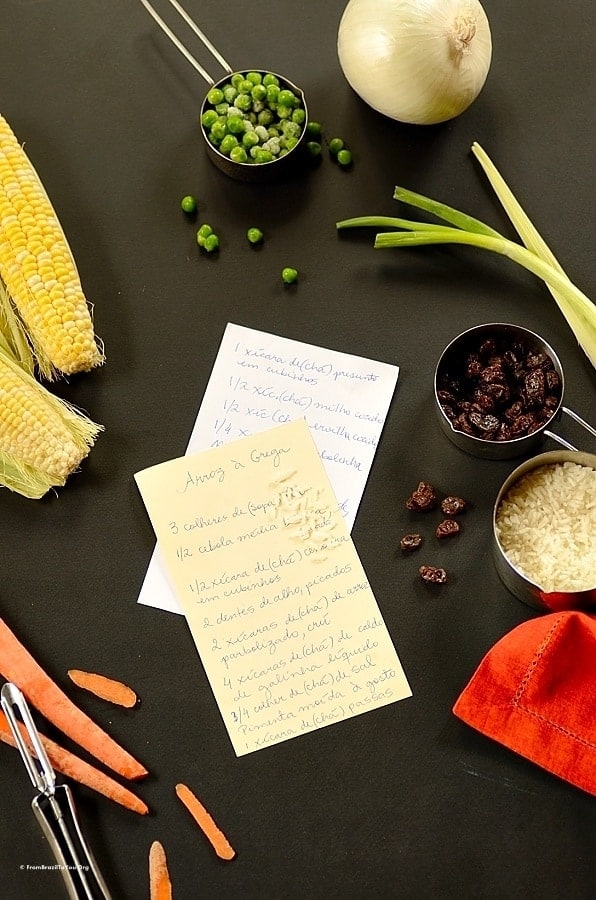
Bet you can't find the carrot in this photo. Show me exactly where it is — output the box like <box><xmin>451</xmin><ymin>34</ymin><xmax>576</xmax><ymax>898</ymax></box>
<box><xmin>149</xmin><ymin>841</ymin><xmax>173</xmax><ymax>900</ymax></box>
<box><xmin>0</xmin><ymin>617</ymin><xmax>147</xmax><ymax>781</ymax></box>
<box><xmin>0</xmin><ymin>710</ymin><xmax>148</xmax><ymax>815</ymax></box>
<box><xmin>175</xmin><ymin>782</ymin><xmax>236</xmax><ymax>861</ymax></box>
<box><xmin>67</xmin><ymin>669</ymin><xmax>138</xmax><ymax>708</ymax></box>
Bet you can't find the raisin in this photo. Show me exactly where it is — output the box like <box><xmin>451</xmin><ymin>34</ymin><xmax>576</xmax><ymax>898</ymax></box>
<box><xmin>480</xmin><ymin>365</ymin><xmax>506</xmax><ymax>386</ymax></box>
<box><xmin>437</xmin><ymin>389</ymin><xmax>458</xmax><ymax>407</ymax></box>
<box><xmin>419</xmin><ymin>565</ymin><xmax>447</xmax><ymax>584</ymax></box>
<box><xmin>524</xmin><ymin>368</ymin><xmax>546</xmax><ymax>406</ymax></box>
<box><xmin>406</xmin><ymin>481</ymin><xmax>437</xmax><ymax>512</ymax></box>
<box><xmin>478</xmin><ymin>338</ymin><xmax>496</xmax><ymax>359</ymax></box>
<box><xmin>473</xmin><ymin>390</ymin><xmax>495</xmax><ymax>412</ymax></box>
<box><xmin>453</xmin><ymin>413</ymin><xmax>475</xmax><ymax>436</ymax></box>
<box><xmin>468</xmin><ymin>411</ymin><xmax>500</xmax><ymax>434</ymax></box>
<box><xmin>441</xmin><ymin>495</ymin><xmax>467</xmax><ymax>516</ymax></box>
<box><xmin>465</xmin><ymin>354</ymin><xmax>483</xmax><ymax>379</ymax></box>
<box><xmin>546</xmin><ymin>369</ymin><xmax>561</xmax><ymax>391</ymax></box>
<box><xmin>400</xmin><ymin>533</ymin><xmax>423</xmax><ymax>552</ymax></box>
<box><xmin>526</xmin><ymin>352</ymin><xmax>551</xmax><ymax>370</ymax></box>
<box><xmin>510</xmin><ymin>413</ymin><xmax>537</xmax><ymax>436</ymax></box>
<box><xmin>436</xmin><ymin>519</ymin><xmax>461</xmax><ymax>539</ymax></box>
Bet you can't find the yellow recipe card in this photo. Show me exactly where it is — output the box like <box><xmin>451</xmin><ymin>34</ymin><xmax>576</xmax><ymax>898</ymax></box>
<box><xmin>135</xmin><ymin>418</ymin><xmax>411</xmax><ymax>755</ymax></box>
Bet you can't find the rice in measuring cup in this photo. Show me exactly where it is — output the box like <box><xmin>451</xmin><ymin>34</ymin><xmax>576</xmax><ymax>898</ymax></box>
<box><xmin>495</xmin><ymin>461</ymin><xmax>596</xmax><ymax>593</ymax></box>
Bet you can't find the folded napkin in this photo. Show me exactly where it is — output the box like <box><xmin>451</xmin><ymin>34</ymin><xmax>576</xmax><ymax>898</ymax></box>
<box><xmin>453</xmin><ymin>611</ymin><xmax>596</xmax><ymax>796</ymax></box>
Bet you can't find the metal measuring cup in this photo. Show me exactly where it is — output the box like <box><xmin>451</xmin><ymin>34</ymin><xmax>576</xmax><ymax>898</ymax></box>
<box><xmin>433</xmin><ymin>322</ymin><xmax>596</xmax><ymax>460</ymax></box>
<box><xmin>492</xmin><ymin>449</ymin><xmax>596</xmax><ymax>611</ymax></box>
<box><xmin>140</xmin><ymin>0</ymin><xmax>309</xmax><ymax>181</ymax></box>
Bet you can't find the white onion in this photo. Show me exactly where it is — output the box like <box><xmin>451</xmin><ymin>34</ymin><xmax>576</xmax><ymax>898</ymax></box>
<box><xmin>337</xmin><ymin>0</ymin><xmax>492</xmax><ymax>125</ymax></box>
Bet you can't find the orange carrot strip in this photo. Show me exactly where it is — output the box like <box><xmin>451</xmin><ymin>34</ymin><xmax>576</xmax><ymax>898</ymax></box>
<box><xmin>0</xmin><ymin>710</ymin><xmax>148</xmax><ymax>815</ymax></box>
<box><xmin>149</xmin><ymin>841</ymin><xmax>173</xmax><ymax>900</ymax></box>
<box><xmin>67</xmin><ymin>669</ymin><xmax>138</xmax><ymax>709</ymax></box>
<box><xmin>0</xmin><ymin>617</ymin><xmax>147</xmax><ymax>781</ymax></box>
<box><xmin>175</xmin><ymin>782</ymin><xmax>236</xmax><ymax>861</ymax></box>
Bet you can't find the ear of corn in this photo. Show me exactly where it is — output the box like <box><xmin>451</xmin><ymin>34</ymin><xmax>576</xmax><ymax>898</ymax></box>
<box><xmin>0</xmin><ymin>340</ymin><xmax>102</xmax><ymax>499</ymax></box>
<box><xmin>0</xmin><ymin>113</ymin><xmax>104</xmax><ymax>380</ymax></box>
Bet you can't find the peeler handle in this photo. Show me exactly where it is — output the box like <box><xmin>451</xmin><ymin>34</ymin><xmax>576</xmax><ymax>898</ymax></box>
<box><xmin>33</xmin><ymin>785</ymin><xmax>113</xmax><ymax>900</ymax></box>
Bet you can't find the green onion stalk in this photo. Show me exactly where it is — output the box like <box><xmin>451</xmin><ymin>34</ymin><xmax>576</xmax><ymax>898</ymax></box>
<box><xmin>336</xmin><ymin>143</ymin><xmax>596</xmax><ymax>371</ymax></box>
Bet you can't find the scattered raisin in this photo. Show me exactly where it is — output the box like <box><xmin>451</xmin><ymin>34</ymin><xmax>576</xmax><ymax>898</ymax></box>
<box><xmin>400</xmin><ymin>533</ymin><xmax>423</xmax><ymax>552</ymax></box>
<box><xmin>406</xmin><ymin>481</ymin><xmax>437</xmax><ymax>512</ymax></box>
<box><xmin>436</xmin><ymin>519</ymin><xmax>461</xmax><ymax>539</ymax></box>
<box><xmin>419</xmin><ymin>565</ymin><xmax>447</xmax><ymax>584</ymax></box>
<box><xmin>441</xmin><ymin>495</ymin><xmax>467</xmax><ymax>516</ymax></box>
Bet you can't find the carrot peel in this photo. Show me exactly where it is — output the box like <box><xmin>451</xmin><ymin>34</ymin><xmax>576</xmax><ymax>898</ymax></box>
<box><xmin>67</xmin><ymin>669</ymin><xmax>138</xmax><ymax>708</ymax></box>
<box><xmin>149</xmin><ymin>841</ymin><xmax>173</xmax><ymax>900</ymax></box>
<box><xmin>0</xmin><ymin>617</ymin><xmax>147</xmax><ymax>780</ymax></box>
<box><xmin>0</xmin><ymin>710</ymin><xmax>148</xmax><ymax>815</ymax></box>
<box><xmin>175</xmin><ymin>782</ymin><xmax>236</xmax><ymax>861</ymax></box>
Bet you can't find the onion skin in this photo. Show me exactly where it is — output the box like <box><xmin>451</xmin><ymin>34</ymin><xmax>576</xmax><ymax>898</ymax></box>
<box><xmin>337</xmin><ymin>0</ymin><xmax>492</xmax><ymax>125</ymax></box>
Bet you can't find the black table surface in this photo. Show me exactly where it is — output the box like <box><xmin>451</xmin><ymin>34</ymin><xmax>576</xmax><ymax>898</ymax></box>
<box><xmin>1</xmin><ymin>1</ymin><xmax>594</xmax><ymax>898</ymax></box>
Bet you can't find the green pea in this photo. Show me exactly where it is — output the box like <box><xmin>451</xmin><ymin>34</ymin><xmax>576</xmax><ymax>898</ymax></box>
<box><xmin>231</xmin><ymin>73</ymin><xmax>244</xmax><ymax>88</ymax></box>
<box><xmin>292</xmin><ymin>108</ymin><xmax>306</xmax><ymax>125</ymax></box>
<box><xmin>230</xmin><ymin>145</ymin><xmax>248</xmax><ymax>163</ymax></box>
<box><xmin>203</xmin><ymin>233</ymin><xmax>219</xmax><ymax>253</ymax></box>
<box><xmin>255</xmin><ymin>149</ymin><xmax>273</xmax><ymax>163</ymax></box>
<box><xmin>247</xmin><ymin>227</ymin><xmax>263</xmax><ymax>244</ymax></box>
<box><xmin>210</xmin><ymin>120</ymin><xmax>228</xmax><ymax>141</ymax></box>
<box><xmin>262</xmin><ymin>73</ymin><xmax>279</xmax><ymax>87</ymax></box>
<box><xmin>266</xmin><ymin>84</ymin><xmax>280</xmax><ymax>103</ymax></box>
<box><xmin>196</xmin><ymin>223</ymin><xmax>213</xmax><ymax>247</ymax></box>
<box><xmin>206</xmin><ymin>87</ymin><xmax>224</xmax><ymax>105</ymax></box>
<box><xmin>214</xmin><ymin>102</ymin><xmax>229</xmax><ymax>116</ymax></box>
<box><xmin>235</xmin><ymin>93</ymin><xmax>252</xmax><ymax>112</ymax></box>
<box><xmin>281</xmin><ymin>267</ymin><xmax>298</xmax><ymax>284</ymax></box>
<box><xmin>180</xmin><ymin>195</ymin><xmax>197</xmax><ymax>213</ymax></box>
<box><xmin>201</xmin><ymin>109</ymin><xmax>218</xmax><ymax>129</ymax></box>
<box><xmin>328</xmin><ymin>137</ymin><xmax>345</xmax><ymax>155</ymax></box>
<box><xmin>238</xmin><ymin>79</ymin><xmax>253</xmax><ymax>94</ymax></box>
<box><xmin>242</xmin><ymin>131</ymin><xmax>260</xmax><ymax>149</ymax></box>
<box><xmin>277</xmin><ymin>89</ymin><xmax>296</xmax><ymax>107</ymax></box>
<box><xmin>336</xmin><ymin>148</ymin><xmax>353</xmax><ymax>166</ymax></box>
<box><xmin>306</xmin><ymin>120</ymin><xmax>322</xmax><ymax>137</ymax></box>
<box><xmin>277</xmin><ymin>105</ymin><xmax>292</xmax><ymax>119</ymax></box>
<box><xmin>222</xmin><ymin>85</ymin><xmax>237</xmax><ymax>103</ymax></box>
<box><xmin>246</xmin><ymin>71</ymin><xmax>263</xmax><ymax>85</ymax></box>
<box><xmin>257</xmin><ymin>108</ymin><xmax>274</xmax><ymax>126</ymax></box>
<box><xmin>219</xmin><ymin>134</ymin><xmax>239</xmax><ymax>156</ymax></box>
<box><xmin>306</xmin><ymin>141</ymin><xmax>322</xmax><ymax>157</ymax></box>
<box><xmin>251</xmin><ymin>83</ymin><xmax>267</xmax><ymax>102</ymax></box>
<box><xmin>227</xmin><ymin>115</ymin><xmax>246</xmax><ymax>134</ymax></box>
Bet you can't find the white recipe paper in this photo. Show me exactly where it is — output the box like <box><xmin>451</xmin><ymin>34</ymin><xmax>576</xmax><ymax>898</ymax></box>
<box><xmin>138</xmin><ymin>323</ymin><xmax>399</xmax><ymax>613</ymax></box>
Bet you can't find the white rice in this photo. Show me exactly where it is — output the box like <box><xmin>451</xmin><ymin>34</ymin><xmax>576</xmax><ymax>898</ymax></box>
<box><xmin>495</xmin><ymin>461</ymin><xmax>596</xmax><ymax>593</ymax></box>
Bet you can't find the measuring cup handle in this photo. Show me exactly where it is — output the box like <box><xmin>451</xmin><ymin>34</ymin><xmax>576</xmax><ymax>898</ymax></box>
<box><xmin>543</xmin><ymin>430</ymin><xmax>578</xmax><ymax>451</ymax></box>
<box><xmin>561</xmin><ymin>406</ymin><xmax>596</xmax><ymax>440</ymax></box>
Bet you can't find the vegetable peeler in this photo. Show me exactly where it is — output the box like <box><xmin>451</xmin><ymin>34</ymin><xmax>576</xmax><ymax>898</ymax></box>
<box><xmin>0</xmin><ymin>682</ymin><xmax>113</xmax><ymax>900</ymax></box>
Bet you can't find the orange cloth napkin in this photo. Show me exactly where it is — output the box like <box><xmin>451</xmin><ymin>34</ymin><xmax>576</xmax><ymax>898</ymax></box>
<box><xmin>453</xmin><ymin>611</ymin><xmax>596</xmax><ymax>796</ymax></box>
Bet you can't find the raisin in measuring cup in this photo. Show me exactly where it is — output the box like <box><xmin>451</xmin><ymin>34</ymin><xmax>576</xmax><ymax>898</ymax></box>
<box><xmin>140</xmin><ymin>0</ymin><xmax>308</xmax><ymax>182</ymax></box>
<box><xmin>434</xmin><ymin>323</ymin><xmax>596</xmax><ymax>460</ymax></box>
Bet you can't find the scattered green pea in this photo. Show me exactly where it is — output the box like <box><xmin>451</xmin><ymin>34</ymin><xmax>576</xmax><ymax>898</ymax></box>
<box><xmin>247</xmin><ymin>227</ymin><xmax>263</xmax><ymax>244</ymax></box>
<box><xmin>336</xmin><ymin>148</ymin><xmax>353</xmax><ymax>167</ymax></box>
<box><xmin>203</xmin><ymin>233</ymin><xmax>219</xmax><ymax>253</ymax></box>
<box><xmin>196</xmin><ymin>223</ymin><xmax>213</xmax><ymax>247</ymax></box>
<box><xmin>306</xmin><ymin>141</ymin><xmax>322</xmax><ymax>157</ymax></box>
<box><xmin>180</xmin><ymin>195</ymin><xmax>197</xmax><ymax>214</ymax></box>
<box><xmin>282</xmin><ymin>267</ymin><xmax>298</xmax><ymax>284</ymax></box>
<box><xmin>328</xmin><ymin>137</ymin><xmax>345</xmax><ymax>155</ymax></box>
<box><xmin>306</xmin><ymin>120</ymin><xmax>322</xmax><ymax>137</ymax></box>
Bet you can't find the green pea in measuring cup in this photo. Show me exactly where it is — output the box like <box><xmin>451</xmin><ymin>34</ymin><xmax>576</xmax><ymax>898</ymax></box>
<box><xmin>139</xmin><ymin>0</ymin><xmax>309</xmax><ymax>182</ymax></box>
